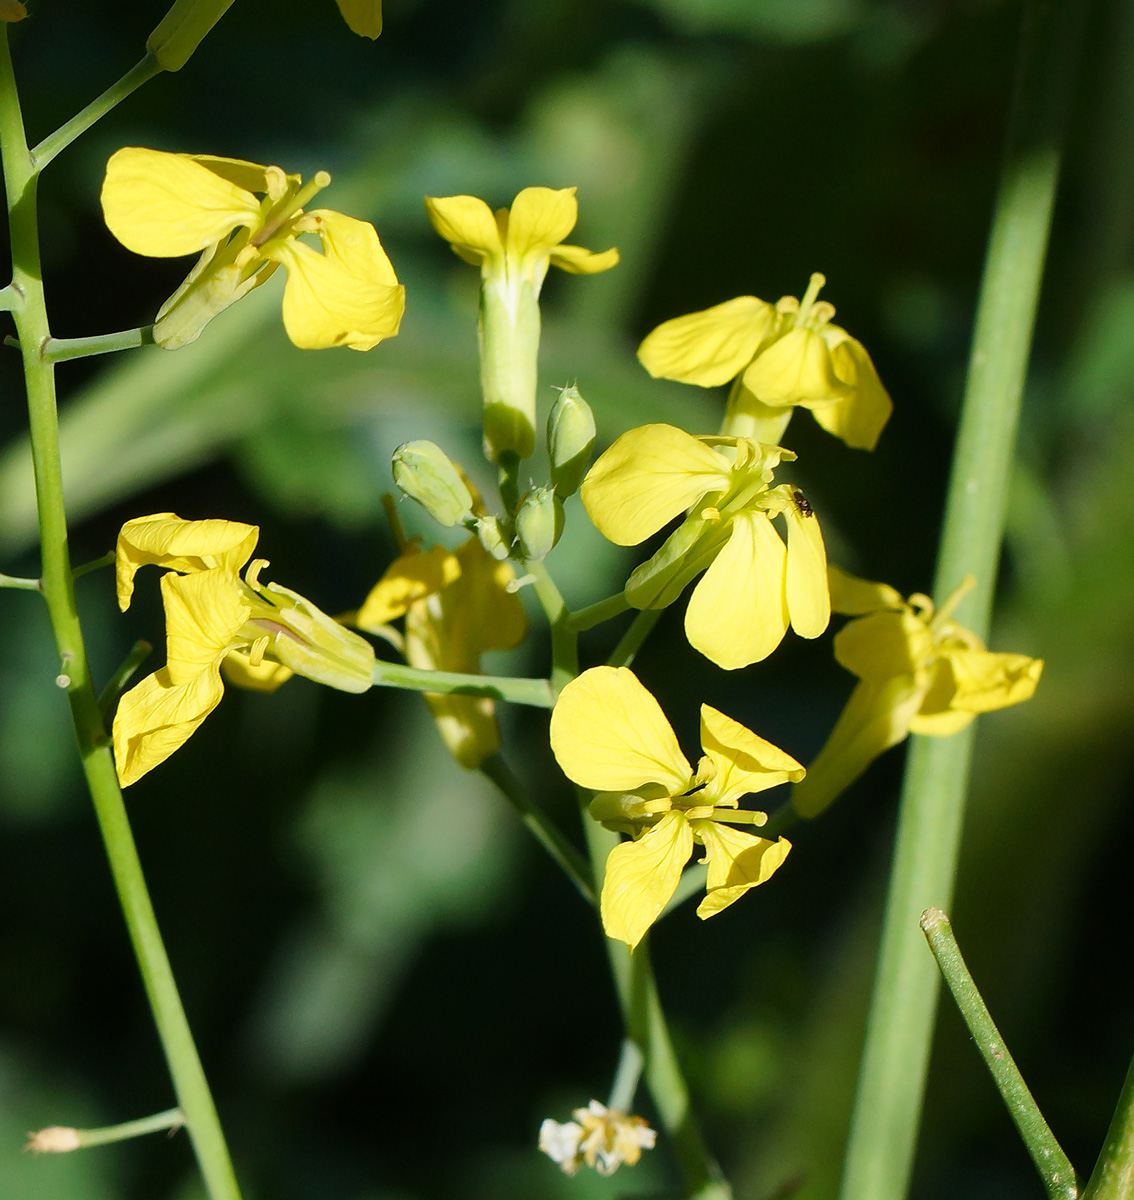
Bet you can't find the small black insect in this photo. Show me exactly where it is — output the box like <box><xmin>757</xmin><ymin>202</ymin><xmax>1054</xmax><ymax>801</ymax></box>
<box><xmin>792</xmin><ymin>486</ymin><xmax>815</xmax><ymax>517</ymax></box>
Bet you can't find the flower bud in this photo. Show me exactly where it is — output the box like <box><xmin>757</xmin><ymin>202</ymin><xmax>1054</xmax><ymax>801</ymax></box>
<box><xmin>391</xmin><ymin>441</ymin><xmax>474</xmax><ymax>527</ymax></box>
<box><xmin>514</xmin><ymin>486</ymin><xmax>563</xmax><ymax>562</ymax></box>
<box><xmin>547</xmin><ymin>385</ymin><xmax>596</xmax><ymax>497</ymax></box>
<box><xmin>147</xmin><ymin>0</ymin><xmax>236</xmax><ymax>71</ymax></box>
<box><xmin>474</xmin><ymin>515</ymin><xmax>511</xmax><ymax>560</ymax></box>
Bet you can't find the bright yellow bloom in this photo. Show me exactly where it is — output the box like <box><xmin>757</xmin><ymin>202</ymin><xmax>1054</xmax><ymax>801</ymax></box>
<box><xmin>580</xmin><ymin>423</ymin><xmax>829</xmax><ymax>669</ymax></box>
<box><xmin>101</xmin><ymin>147</ymin><xmax>405</xmax><ymax>351</ymax></box>
<box><xmin>551</xmin><ymin>666</ymin><xmax>799</xmax><ymax>949</ymax></box>
<box><xmin>113</xmin><ymin>514</ymin><xmax>374</xmax><ymax>787</ymax></box>
<box><xmin>357</xmin><ymin>538</ymin><xmax>526</xmax><ymax>767</ymax></box>
<box><xmin>638</xmin><ymin>273</ymin><xmax>891</xmax><ymax>450</ymax></box>
<box><xmin>425</xmin><ymin>186</ymin><xmax>618</xmax><ymax>461</ymax></box>
<box><xmin>539</xmin><ymin>1101</ymin><xmax>656</xmax><ymax>1176</ymax></box>
<box><xmin>792</xmin><ymin>567</ymin><xmax>1045</xmax><ymax>817</ymax></box>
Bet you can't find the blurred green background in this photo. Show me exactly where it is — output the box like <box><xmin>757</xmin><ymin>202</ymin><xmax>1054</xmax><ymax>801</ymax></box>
<box><xmin>1</xmin><ymin>1</ymin><xmax>1133</xmax><ymax>1197</ymax></box>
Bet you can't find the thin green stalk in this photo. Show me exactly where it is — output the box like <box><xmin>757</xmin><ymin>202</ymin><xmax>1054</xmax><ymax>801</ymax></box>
<box><xmin>44</xmin><ymin>327</ymin><xmax>154</xmax><ymax>362</ymax></box>
<box><xmin>839</xmin><ymin>5</ymin><xmax>1084</xmax><ymax>1199</ymax></box>
<box><xmin>527</xmin><ymin>560</ymin><xmax>577</xmax><ymax>694</ymax></box>
<box><xmin>0</xmin><ymin>570</ymin><xmax>39</xmax><ymax>589</ymax></box>
<box><xmin>98</xmin><ymin>640</ymin><xmax>152</xmax><ymax>719</ymax></box>
<box><xmin>480</xmin><ymin>754</ymin><xmax>595</xmax><ymax>904</ymax></box>
<box><xmin>31</xmin><ymin>54</ymin><xmax>161</xmax><ymax>170</ymax></box>
<box><xmin>30</xmin><ymin>1108</ymin><xmax>184</xmax><ymax>1153</ymax></box>
<box><xmin>569</xmin><ymin>591</ymin><xmax>630</xmax><ymax>632</ymax></box>
<box><xmin>370</xmin><ymin>659</ymin><xmax>554</xmax><ymax>707</ymax></box>
<box><xmin>73</xmin><ymin>550</ymin><xmax>115</xmax><ymax>580</ymax></box>
<box><xmin>607</xmin><ymin>1039</ymin><xmax>645</xmax><ymax>1113</ymax></box>
<box><xmin>921</xmin><ymin>908</ymin><xmax>1077</xmax><ymax>1200</ymax></box>
<box><xmin>608</xmin><ymin>607</ymin><xmax>661</xmax><ymax>669</ymax></box>
<box><xmin>1</xmin><ymin>27</ymin><xmax>241</xmax><ymax>1200</ymax></box>
<box><xmin>1084</xmin><ymin>1053</ymin><xmax>1134</xmax><ymax>1200</ymax></box>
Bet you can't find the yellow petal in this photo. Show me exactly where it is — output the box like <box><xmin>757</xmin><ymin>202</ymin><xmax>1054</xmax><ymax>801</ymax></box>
<box><xmin>693</xmin><ymin>821</ymin><xmax>791</xmax><ymax>918</ymax></box>
<box><xmin>684</xmin><ymin>512</ymin><xmax>789</xmax><ymax>670</ymax></box>
<box><xmin>190</xmin><ymin>154</ymin><xmax>275</xmax><ymax>195</ymax></box>
<box><xmin>273</xmin><ymin>211</ymin><xmax>405</xmax><ymax>350</ymax></box>
<box><xmin>810</xmin><ymin>333</ymin><xmax>892</xmax><ymax>451</ymax></box>
<box><xmin>743</xmin><ymin>327</ymin><xmax>850</xmax><ymax>407</ymax></box>
<box><xmin>101</xmin><ymin>147</ymin><xmax>262</xmax><ymax>258</ymax></box>
<box><xmin>834</xmin><ymin>609</ymin><xmax>933</xmax><ymax>683</ymax></box>
<box><xmin>638</xmin><ymin>296</ymin><xmax>777</xmax><ymax>387</ymax></box>
<box><xmin>421</xmin><ymin>693</ymin><xmax>500</xmax><ymax>768</ymax></box>
<box><xmin>910</xmin><ymin>649</ymin><xmax>1043</xmax><ymax>734</ymax></box>
<box><xmin>600</xmin><ymin>813</ymin><xmax>692</xmax><ymax>950</ymax></box>
<box><xmin>221</xmin><ymin>650</ymin><xmax>294</xmax><ymax>693</ymax></box>
<box><xmin>424</xmin><ymin>194</ymin><xmax>502</xmax><ymax>267</ymax></box>
<box><xmin>112</xmin><ymin>664</ymin><xmax>225</xmax><ymax>787</ymax></box>
<box><xmin>550</xmin><ymin>666</ymin><xmax>691</xmax><ymax>795</ymax></box>
<box><xmin>581</xmin><ymin>424</ymin><xmax>731</xmax><ymax>546</ymax></box>
<box><xmin>116</xmin><ymin>513</ymin><xmax>258</xmax><ymax>611</ymax></box>
<box><xmin>783</xmin><ymin>504</ymin><xmax>830</xmax><ymax>639</ymax></box>
<box><xmin>356</xmin><ymin>546</ymin><xmax>461</xmax><ymax>630</ymax></box>
<box><xmin>334</xmin><ymin>0</ymin><xmax>382</xmax><ymax>37</ymax></box>
<box><xmin>699</xmin><ymin>704</ymin><xmax>804</xmax><ymax>804</ymax></box>
<box><xmin>505</xmin><ymin>187</ymin><xmax>579</xmax><ymax>268</ymax></box>
<box><xmin>548</xmin><ymin>243</ymin><xmax>620</xmax><ymax>275</ymax></box>
<box><xmin>827</xmin><ymin>565</ymin><xmax>905</xmax><ymax>616</ymax></box>
<box><xmin>161</xmin><ymin>569</ymin><xmax>249</xmax><ymax>685</ymax></box>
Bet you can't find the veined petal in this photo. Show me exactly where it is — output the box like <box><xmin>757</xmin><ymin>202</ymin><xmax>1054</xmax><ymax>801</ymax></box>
<box><xmin>699</xmin><ymin>704</ymin><xmax>804</xmax><ymax>804</ymax></box>
<box><xmin>743</xmin><ymin>327</ymin><xmax>850</xmax><ymax>407</ymax></box>
<box><xmin>162</xmin><ymin>569</ymin><xmax>249</xmax><ymax>685</ymax></box>
<box><xmin>549</xmin><ymin>243</ymin><xmax>620</xmax><ymax>275</ymax></box>
<box><xmin>424</xmin><ymin>194</ymin><xmax>502</xmax><ymax>267</ymax></box>
<box><xmin>116</xmin><ymin>513</ymin><xmax>258</xmax><ymax>610</ymax></box>
<box><xmin>112</xmin><ymin>663</ymin><xmax>225</xmax><ymax>787</ymax></box>
<box><xmin>828</xmin><ymin>565</ymin><xmax>905</xmax><ymax>615</ymax></box>
<box><xmin>221</xmin><ymin>650</ymin><xmax>294</xmax><ymax>693</ymax></box>
<box><xmin>581</xmin><ymin>424</ymin><xmax>731</xmax><ymax>546</ymax></box>
<box><xmin>505</xmin><ymin>187</ymin><xmax>579</xmax><ymax>269</ymax></box>
<box><xmin>811</xmin><ymin>334</ymin><xmax>892</xmax><ymax>450</ymax></box>
<box><xmin>334</xmin><ymin>0</ymin><xmax>382</xmax><ymax>37</ymax></box>
<box><xmin>685</xmin><ymin>512</ymin><xmax>789</xmax><ymax>670</ymax></box>
<box><xmin>783</xmin><ymin>505</ymin><xmax>830</xmax><ymax>638</ymax></box>
<box><xmin>550</xmin><ymin>666</ymin><xmax>691</xmax><ymax>795</ymax></box>
<box><xmin>600</xmin><ymin>812</ymin><xmax>692</xmax><ymax>950</ymax></box>
<box><xmin>911</xmin><ymin>648</ymin><xmax>1043</xmax><ymax>734</ymax></box>
<box><xmin>356</xmin><ymin>545</ymin><xmax>461</xmax><ymax>630</ymax></box>
<box><xmin>834</xmin><ymin>609</ymin><xmax>932</xmax><ymax>683</ymax></box>
<box><xmin>638</xmin><ymin>296</ymin><xmax>777</xmax><ymax>387</ymax></box>
<box><xmin>693</xmin><ymin>821</ymin><xmax>791</xmax><ymax>919</ymax></box>
<box><xmin>101</xmin><ymin>147</ymin><xmax>262</xmax><ymax>258</ymax></box>
<box><xmin>272</xmin><ymin>212</ymin><xmax>405</xmax><ymax>350</ymax></box>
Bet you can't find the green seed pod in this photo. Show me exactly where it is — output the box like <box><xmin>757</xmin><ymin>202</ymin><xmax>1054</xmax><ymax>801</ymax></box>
<box><xmin>514</xmin><ymin>486</ymin><xmax>564</xmax><ymax>562</ymax></box>
<box><xmin>147</xmin><ymin>0</ymin><xmax>236</xmax><ymax>70</ymax></box>
<box><xmin>547</xmin><ymin>384</ymin><xmax>596</xmax><ymax>498</ymax></box>
<box><xmin>391</xmin><ymin>441</ymin><xmax>474</xmax><ymax>528</ymax></box>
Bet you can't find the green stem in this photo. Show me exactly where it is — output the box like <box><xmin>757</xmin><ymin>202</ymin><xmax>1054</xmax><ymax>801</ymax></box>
<box><xmin>921</xmin><ymin>908</ymin><xmax>1077</xmax><ymax>1200</ymax></box>
<box><xmin>44</xmin><ymin>327</ymin><xmax>154</xmax><ymax>362</ymax></box>
<box><xmin>73</xmin><ymin>551</ymin><xmax>114</xmax><ymax>580</ymax></box>
<box><xmin>30</xmin><ymin>54</ymin><xmax>162</xmax><ymax>171</ymax></box>
<box><xmin>839</xmin><ymin>5</ymin><xmax>1084</xmax><ymax>1199</ymax></box>
<box><xmin>98</xmin><ymin>640</ymin><xmax>152</xmax><ymax>719</ymax></box>
<box><xmin>31</xmin><ymin>1108</ymin><xmax>185</xmax><ymax>1153</ymax></box>
<box><xmin>568</xmin><ymin>591</ymin><xmax>630</xmax><ymax>632</ymax></box>
<box><xmin>1084</xmin><ymin>1053</ymin><xmax>1134</xmax><ymax>1200</ymax></box>
<box><xmin>526</xmin><ymin>560</ymin><xmax>577</xmax><ymax>694</ymax></box>
<box><xmin>607</xmin><ymin>1039</ymin><xmax>645</xmax><ymax>1113</ymax></box>
<box><xmin>0</xmin><ymin>281</ymin><xmax>20</xmax><ymax>310</ymax></box>
<box><xmin>370</xmin><ymin>659</ymin><xmax>553</xmax><ymax>707</ymax></box>
<box><xmin>0</xmin><ymin>570</ymin><xmax>39</xmax><ymax>589</ymax></box>
<box><xmin>0</xmin><ymin>27</ymin><xmax>240</xmax><ymax>1200</ymax></box>
<box><xmin>608</xmin><ymin>607</ymin><xmax>661</xmax><ymax>669</ymax></box>
<box><xmin>480</xmin><ymin>754</ymin><xmax>595</xmax><ymax>904</ymax></box>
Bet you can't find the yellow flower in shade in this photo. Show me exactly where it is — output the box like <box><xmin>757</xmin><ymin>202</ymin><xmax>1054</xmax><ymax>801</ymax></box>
<box><xmin>356</xmin><ymin>538</ymin><xmax>526</xmax><ymax>767</ymax></box>
<box><xmin>112</xmin><ymin>514</ymin><xmax>375</xmax><ymax>787</ymax></box>
<box><xmin>539</xmin><ymin>1101</ymin><xmax>657</xmax><ymax>1176</ymax></box>
<box><xmin>638</xmin><ymin>273</ymin><xmax>891</xmax><ymax>450</ymax></box>
<box><xmin>792</xmin><ymin>567</ymin><xmax>1044</xmax><ymax>818</ymax></box>
<box><xmin>334</xmin><ymin>0</ymin><xmax>381</xmax><ymax>37</ymax></box>
<box><xmin>101</xmin><ymin>147</ymin><xmax>405</xmax><ymax>351</ymax></box>
<box><xmin>580</xmin><ymin>423</ymin><xmax>829</xmax><ymax>669</ymax></box>
<box><xmin>550</xmin><ymin>666</ymin><xmax>800</xmax><ymax>949</ymax></box>
<box><xmin>425</xmin><ymin>186</ymin><xmax>618</xmax><ymax>461</ymax></box>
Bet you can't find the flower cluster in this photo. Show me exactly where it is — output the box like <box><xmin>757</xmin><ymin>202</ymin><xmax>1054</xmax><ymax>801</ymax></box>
<box><xmin>539</xmin><ymin>1101</ymin><xmax>656</xmax><ymax>1177</ymax></box>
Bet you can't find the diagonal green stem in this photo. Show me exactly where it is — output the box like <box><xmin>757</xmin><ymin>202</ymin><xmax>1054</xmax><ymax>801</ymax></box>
<box><xmin>0</xmin><ymin>27</ymin><xmax>240</xmax><ymax>1200</ymax></box>
<box><xmin>370</xmin><ymin>659</ymin><xmax>554</xmax><ymax>707</ymax></box>
<box><xmin>1084</xmin><ymin>1053</ymin><xmax>1134</xmax><ymax>1200</ymax></box>
<box><xmin>44</xmin><ymin>327</ymin><xmax>154</xmax><ymax>362</ymax></box>
<box><xmin>838</xmin><ymin>4</ymin><xmax>1085</xmax><ymax>1199</ymax></box>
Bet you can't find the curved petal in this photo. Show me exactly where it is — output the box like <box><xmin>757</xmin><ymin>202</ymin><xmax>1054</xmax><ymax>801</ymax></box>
<box><xmin>550</xmin><ymin>666</ymin><xmax>691</xmax><ymax>795</ymax></box>
<box><xmin>637</xmin><ymin>296</ymin><xmax>777</xmax><ymax>387</ymax></box>
<box><xmin>424</xmin><ymin>194</ymin><xmax>502</xmax><ymax>267</ymax></box>
<box><xmin>912</xmin><ymin>648</ymin><xmax>1043</xmax><ymax>731</ymax></box>
<box><xmin>221</xmin><ymin>650</ymin><xmax>294</xmax><ymax>693</ymax></box>
<box><xmin>101</xmin><ymin>147</ymin><xmax>262</xmax><ymax>258</ymax></box>
<box><xmin>505</xmin><ymin>187</ymin><xmax>578</xmax><ymax>267</ymax></box>
<box><xmin>112</xmin><ymin>663</ymin><xmax>225</xmax><ymax>787</ymax></box>
<box><xmin>811</xmin><ymin>334</ymin><xmax>892</xmax><ymax>451</ymax></box>
<box><xmin>116</xmin><ymin>513</ymin><xmax>258</xmax><ymax>610</ymax></box>
<box><xmin>273</xmin><ymin>212</ymin><xmax>405</xmax><ymax>350</ymax></box>
<box><xmin>783</xmin><ymin>504</ymin><xmax>830</xmax><ymax>638</ymax></box>
<box><xmin>161</xmin><ymin>568</ymin><xmax>249</xmax><ymax>685</ymax></box>
<box><xmin>834</xmin><ymin>609</ymin><xmax>932</xmax><ymax>683</ymax></box>
<box><xmin>356</xmin><ymin>546</ymin><xmax>461</xmax><ymax>630</ymax></box>
<box><xmin>334</xmin><ymin>0</ymin><xmax>382</xmax><ymax>36</ymax></box>
<box><xmin>548</xmin><ymin>243</ymin><xmax>620</xmax><ymax>275</ymax></box>
<box><xmin>600</xmin><ymin>813</ymin><xmax>692</xmax><ymax>949</ymax></box>
<box><xmin>694</xmin><ymin>821</ymin><xmax>792</xmax><ymax>918</ymax></box>
<box><xmin>190</xmin><ymin>155</ymin><xmax>274</xmax><ymax>195</ymax></box>
<box><xmin>699</xmin><ymin>704</ymin><xmax>804</xmax><ymax>804</ymax></box>
<box><xmin>581</xmin><ymin>424</ymin><xmax>731</xmax><ymax>546</ymax></box>
<box><xmin>742</xmin><ymin>326</ymin><xmax>850</xmax><ymax>407</ymax></box>
<box><xmin>827</xmin><ymin>565</ymin><xmax>905</xmax><ymax>616</ymax></box>
<box><xmin>684</xmin><ymin>512</ymin><xmax>789</xmax><ymax>670</ymax></box>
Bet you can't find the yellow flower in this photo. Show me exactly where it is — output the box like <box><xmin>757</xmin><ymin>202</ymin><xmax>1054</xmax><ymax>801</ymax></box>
<box><xmin>334</xmin><ymin>0</ymin><xmax>381</xmax><ymax>37</ymax></box>
<box><xmin>101</xmin><ymin>147</ymin><xmax>405</xmax><ymax>351</ymax></box>
<box><xmin>580</xmin><ymin>423</ymin><xmax>829</xmax><ymax>669</ymax></box>
<box><xmin>539</xmin><ymin>1101</ymin><xmax>657</xmax><ymax>1176</ymax></box>
<box><xmin>638</xmin><ymin>273</ymin><xmax>891</xmax><ymax>450</ymax></box>
<box><xmin>792</xmin><ymin>567</ymin><xmax>1045</xmax><ymax>817</ymax></box>
<box><xmin>113</xmin><ymin>514</ymin><xmax>375</xmax><ymax>787</ymax></box>
<box><xmin>425</xmin><ymin>186</ymin><xmax>618</xmax><ymax>461</ymax></box>
<box><xmin>357</xmin><ymin>537</ymin><xmax>526</xmax><ymax>767</ymax></box>
<box><xmin>550</xmin><ymin>666</ymin><xmax>799</xmax><ymax>949</ymax></box>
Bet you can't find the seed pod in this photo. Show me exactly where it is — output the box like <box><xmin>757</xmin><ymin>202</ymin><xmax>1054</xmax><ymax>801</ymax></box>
<box><xmin>547</xmin><ymin>385</ymin><xmax>596</xmax><ymax>498</ymax></box>
<box><xmin>391</xmin><ymin>441</ymin><xmax>474</xmax><ymax>528</ymax></box>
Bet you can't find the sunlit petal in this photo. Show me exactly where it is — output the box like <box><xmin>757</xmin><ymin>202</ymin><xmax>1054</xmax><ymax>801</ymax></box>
<box><xmin>548</xmin><ymin>243</ymin><xmax>620</xmax><ymax>274</ymax></box>
<box><xmin>424</xmin><ymin>194</ymin><xmax>503</xmax><ymax>267</ymax></box>
<box><xmin>638</xmin><ymin>296</ymin><xmax>777</xmax><ymax>387</ymax></box>
<box><xmin>783</xmin><ymin>504</ymin><xmax>830</xmax><ymax>638</ymax></box>
<box><xmin>506</xmin><ymin>187</ymin><xmax>579</xmax><ymax>266</ymax></box>
<box><xmin>693</xmin><ymin>821</ymin><xmax>791</xmax><ymax>918</ymax></box>
<box><xmin>827</xmin><ymin>565</ymin><xmax>905</xmax><ymax>616</ymax></box>
<box><xmin>600</xmin><ymin>813</ymin><xmax>692</xmax><ymax>950</ymax></box>
<box><xmin>699</xmin><ymin>704</ymin><xmax>804</xmax><ymax>804</ymax></box>
<box><xmin>161</xmin><ymin>569</ymin><xmax>249</xmax><ymax>684</ymax></box>
<box><xmin>742</xmin><ymin>326</ymin><xmax>850</xmax><ymax>407</ymax></box>
<box><xmin>834</xmin><ymin>609</ymin><xmax>933</xmax><ymax>683</ymax></box>
<box><xmin>356</xmin><ymin>546</ymin><xmax>461</xmax><ymax>630</ymax></box>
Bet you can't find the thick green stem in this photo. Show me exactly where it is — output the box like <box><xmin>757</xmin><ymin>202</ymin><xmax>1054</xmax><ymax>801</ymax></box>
<box><xmin>839</xmin><ymin>5</ymin><xmax>1083</xmax><ymax>1199</ymax></box>
<box><xmin>921</xmin><ymin>909</ymin><xmax>1077</xmax><ymax>1200</ymax></box>
<box><xmin>370</xmin><ymin>659</ymin><xmax>554</xmax><ymax>707</ymax></box>
<box><xmin>1084</xmin><ymin>1054</ymin><xmax>1134</xmax><ymax>1200</ymax></box>
<box><xmin>0</xmin><ymin>27</ymin><xmax>241</xmax><ymax>1200</ymax></box>
<box><xmin>0</xmin><ymin>570</ymin><xmax>39</xmax><ymax>589</ymax></box>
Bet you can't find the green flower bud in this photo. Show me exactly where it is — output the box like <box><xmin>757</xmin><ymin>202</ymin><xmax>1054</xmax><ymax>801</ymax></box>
<box><xmin>515</xmin><ymin>486</ymin><xmax>564</xmax><ymax>562</ymax></box>
<box><xmin>147</xmin><ymin>0</ymin><xmax>236</xmax><ymax>71</ymax></box>
<box><xmin>391</xmin><ymin>441</ymin><xmax>474</xmax><ymax>527</ymax></box>
<box><xmin>547</xmin><ymin>384</ymin><xmax>596</xmax><ymax>498</ymax></box>
<box><xmin>475</xmin><ymin>516</ymin><xmax>511</xmax><ymax>561</ymax></box>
